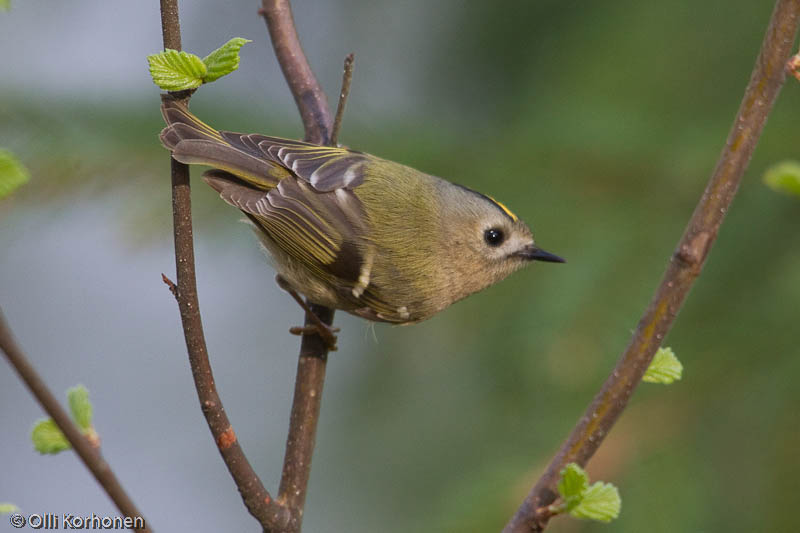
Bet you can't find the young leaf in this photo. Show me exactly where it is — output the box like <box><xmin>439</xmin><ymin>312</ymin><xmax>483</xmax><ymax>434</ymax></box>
<box><xmin>554</xmin><ymin>463</ymin><xmax>621</xmax><ymax>523</ymax></box>
<box><xmin>643</xmin><ymin>347</ymin><xmax>683</xmax><ymax>384</ymax></box>
<box><xmin>570</xmin><ymin>482</ymin><xmax>621</xmax><ymax>522</ymax></box>
<box><xmin>202</xmin><ymin>37</ymin><xmax>252</xmax><ymax>83</ymax></box>
<box><xmin>0</xmin><ymin>503</ymin><xmax>20</xmax><ymax>514</ymax></box>
<box><xmin>763</xmin><ymin>160</ymin><xmax>800</xmax><ymax>198</ymax></box>
<box><xmin>67</xmin><ymin>385</ymin><xmax>93</xmax><ymax>431</ymax></box>
<box><xmin>0</xmin><ymin>149</ymin><xmax>30</xmax><ymax>200</ymax></box>
<box><xmin>557</xmin><ymin>463</ymin><xmax>589</xmax><ymax>511</ymax></box>
<box><xmin>147</xmin><ymin>49</ymin><xmax>207</xmax><ymax>91</ymax></box>
<box><xmin>31</xmin><ymin>419</ymin><xmax>71</xmax><ymax>454</ymax></box>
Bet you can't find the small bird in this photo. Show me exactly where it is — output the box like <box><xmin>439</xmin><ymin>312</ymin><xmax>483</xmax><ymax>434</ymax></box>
<box><xmin>160</xmin><ymin>96</ymin><xmax>563</xmax><ymax>346</ymax></box>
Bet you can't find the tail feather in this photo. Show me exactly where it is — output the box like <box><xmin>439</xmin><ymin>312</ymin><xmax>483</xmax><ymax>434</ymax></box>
<box><xmin>159</xmin><ymin>95</ymin><xmax>284</xmax><ymax>190</ymax></box>
<box><xmin>159</xmin><ymin>96</ymin><xmax>225</xmax><ymax>149</ymax></box>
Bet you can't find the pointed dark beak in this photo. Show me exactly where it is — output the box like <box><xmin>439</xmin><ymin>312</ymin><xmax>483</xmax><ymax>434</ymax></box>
<box><xmin>516</xmin><ymin>245</ymin><xmax>566</xmax><ymax>263</ymax></box>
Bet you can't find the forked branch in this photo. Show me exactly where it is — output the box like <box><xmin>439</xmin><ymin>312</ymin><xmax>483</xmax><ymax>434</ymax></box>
<box><xmin>158</xmin><ymin>0</ymin><xmax>289</xmax><ymax>529</ymax></box>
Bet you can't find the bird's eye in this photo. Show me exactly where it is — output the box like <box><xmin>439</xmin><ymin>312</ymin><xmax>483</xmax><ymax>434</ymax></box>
<box><xmin>484</xmin><ymin>228</ymin><xmax>505</xmax><ymax>247</ymax></box>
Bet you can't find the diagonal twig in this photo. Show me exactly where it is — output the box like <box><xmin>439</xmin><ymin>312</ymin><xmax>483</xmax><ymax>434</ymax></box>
<box><xmin>158</xmin><ymin>1</ymin><xmax>289</xmax><ymax>530</ymax></box>
<box><xmin>0</xmin><ymin>308</ymin><xmax>151</xmax><ymax>533</ymax></box>
<box><xmin>504</xmin><ymin>0</ymin><xmax>800</xmax><ymax>531</ymax></box>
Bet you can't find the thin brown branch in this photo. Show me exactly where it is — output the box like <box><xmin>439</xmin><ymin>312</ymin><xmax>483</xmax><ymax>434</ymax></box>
<box><xmin>260</xmin><ymin>0</ymin><xmax>333</xmax><ymax>145</ymax></box>
<box><xmin>0</xmin><ymin>308</ymin><xmax>151</xmax><ymax>533</ymax></box>
<box><xmin>158</xmin><ymin>1</ymin><xmax>288</xmax><ymax>530</ymax></box>
<box><xmin>277</xmin><ymin>304</ymin><xmax>333</xmax><ymax>526</ymax></box>
<box><xmin>331</xmin><ymin>53</ymin><xmax>355</xmax><ymax>146</ymax></box>
<box><xmin>260</xmin><ymin>1</ymin><xmax>338</xmax><ymax>530</ymax></box>
<box><xmin>504</xmin><ymin>1</ymin><xmax>800</xmax><ymax>531</ymax></box>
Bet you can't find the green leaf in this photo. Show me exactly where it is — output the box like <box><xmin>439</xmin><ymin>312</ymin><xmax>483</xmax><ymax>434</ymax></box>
<box><xmin>202</xmin><ymin>37</ymin><xmax>252</xmax><ymax>83</ymax></box>
<box><xmin>0</xmin><ymin>149</ymin><xmax>30</xmax><ymax>200</ymax></box>
<box><xmin>0</xmin><ymin>0</ymin><xmax>10</xmax><ymax>12</ymax></box>
<box><xmin>763</xmin><ymin>160</ymin><xmax>800</xmax><ymax>198</ymax></box>
<box><xmin>570</xmin><ymin>482</ymin><xmax>621</xmax><ymax>522</ymax></box>
<box><xmin>557</xmin><ymin>463</ymin><xmax>590</xmax><ymax>511</ymax></box>
<box><xmin>31</xmin><ymin>419</ymin><xmax>71</xmax><ymax>454</ymax></box>
<box><xmin>147</xmin><ymin>49</ymin><xmax>207</xmax><ymax>91</ymax></box>
<box><xmin>67</xmin><ymin>385</ymin><xmax>93</xmax><ymax>431</ymax></box>
<box><xmin>643</xmin><ymin>347</ymin><xmax>683</xmax><ymax>384</ymax></box>
<box><xmin>0</xmin><ymin>503</ymin><xmax>20</xmax><ymax>515</ymax></box>
<box><xmin>555</xmin><ymin>463</ymin><xmax>621</xmax><ymax>523</ymax></box>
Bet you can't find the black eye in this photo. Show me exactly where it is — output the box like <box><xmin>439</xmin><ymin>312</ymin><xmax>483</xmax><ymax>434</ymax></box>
<box><xmin>484</xmin><ymin>228</ymin><xmax>505</xmax><ymax>246</ymax></box>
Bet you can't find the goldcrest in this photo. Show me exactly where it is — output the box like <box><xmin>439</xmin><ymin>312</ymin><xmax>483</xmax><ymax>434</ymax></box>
<box><xmin>160</xmin><ymin>97</ymin><xmax>563</xmax><ymax>326</ymax></box>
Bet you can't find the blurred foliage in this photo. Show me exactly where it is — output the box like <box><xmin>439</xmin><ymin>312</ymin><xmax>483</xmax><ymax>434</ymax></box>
<box><xmin>763</xmin><ymin>160</ymin><xmax>800</xmax><ymax>197</ymax></box>
<box><xmin>0</xmin><ymin>148</ymin><xmax>29</xmax><ymax>199</ymax></box>
<box><xmin>2</xmin><ymin>0</ymin><xmax>799</xmax><ymax>532</ymax></box>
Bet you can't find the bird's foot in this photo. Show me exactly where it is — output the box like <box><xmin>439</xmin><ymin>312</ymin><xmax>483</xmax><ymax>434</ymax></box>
<box><xmin>289</xmin><ymin>323</ymin><xmax>340</xmax><ymax>351</ymax></box>
<box><xmin>277</xmin><ymin>275</ymin><xmax>339</xmax><ymax>351</ymax></box>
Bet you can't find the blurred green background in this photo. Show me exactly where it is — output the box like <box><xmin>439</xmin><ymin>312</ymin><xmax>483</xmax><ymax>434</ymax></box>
<box><xmin>2</xmin><ymin>1</ymin><xmax>799</xmax><ymax>532</ymax></box>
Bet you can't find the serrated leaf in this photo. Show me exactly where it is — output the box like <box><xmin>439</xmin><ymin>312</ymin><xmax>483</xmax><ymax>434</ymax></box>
<box><xmin>67</xmin><ymin>385</ymin><xmax>93</xmax><ymax>431</ymax></box>
<box><xmin>557</xmin><ymin>463</ymin><xmax>590</xmax><ymax>511</ymax></box>
<box><xmin>763</xmin><ymin>160</ymin><xmax>800</xmax><ymax>198</ymax></box>
<box><xmin>569</xmin><ymin>482</ymin><xmax>621</xmax><ymax>522</ymax></box>
<box><xmin>643</xmin><ymin>347</ymin><xmax>683</xmax><ymax>384</ymax></box>
<box><xmin>147</xmin><ymin>49</ymin><xmax>207</xmax><ymax>91</ymax></box>
<box><xmin>31</xmin><ymin>419</ymin><xmax>71</xmax><ymax>454</ymax></box>
<box><xmin>0</xmin><ymin>503</ymin><xmax>19</xmax><ymax>515</ymax></box>
<box><xmin>202</xmin><ymin>37</ymin><xmax>251</xmax><ymax>83</ymax></box>
<box><xmin>0</xmin><ymin>149</ymin><xmax>30</xmax><ymax>200</ymax></box>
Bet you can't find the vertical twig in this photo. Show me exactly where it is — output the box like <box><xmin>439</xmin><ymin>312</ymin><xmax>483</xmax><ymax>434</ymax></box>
<box><xmin>259</xmin><ymin>1</ymin><xmax>337</xmax><ymax>530</ymax></box>
<box><xmin>331</xmin><ymin>53</ymin><xmax>355</xmax><ymax>146</ymax></box>
<box><xmin>158</xmin><ymin>1</ymin><xmax>288</xmax><ymax>530</ymax></box>
<box><xmin>504</xmin><ymin>0</ymin><xmax>800</xmax><ymax>531</ymax></box>
<box><xmin>0</xmin><ymin>309</ymin><xmax>151</xmax><ymax>533</ymax></box>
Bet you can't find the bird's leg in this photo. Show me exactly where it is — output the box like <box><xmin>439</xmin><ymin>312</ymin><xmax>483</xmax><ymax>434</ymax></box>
<box><xmin>276</xmin><ymin>275</ymin><xmax>340</xmax><ymax>350</ymax></box>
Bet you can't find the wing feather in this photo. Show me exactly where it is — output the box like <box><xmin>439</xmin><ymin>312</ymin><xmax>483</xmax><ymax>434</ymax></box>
<box><xmin>161</xmin><ymin>98</ymin><xmax>400</xmax><ymax>317</ymax></box>
<box><xmin>204</xmin><ymin>170</ymin><xmax>368</xmax><ymax>285</ymax></box>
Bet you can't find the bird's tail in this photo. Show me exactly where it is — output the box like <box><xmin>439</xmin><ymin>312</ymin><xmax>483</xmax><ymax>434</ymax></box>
<box><xmin>159</xmin><ymin>95</ymin><xmax>286</xmax><ymax>190</ymax></box>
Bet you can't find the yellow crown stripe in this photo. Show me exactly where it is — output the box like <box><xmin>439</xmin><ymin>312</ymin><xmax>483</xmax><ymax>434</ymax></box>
<box><xmin>487</xmin><ymin>195</ymin><xmax>518</xmax><ymax>222</ymax></box>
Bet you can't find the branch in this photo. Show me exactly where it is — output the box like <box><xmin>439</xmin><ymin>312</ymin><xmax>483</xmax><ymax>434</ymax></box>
<box><xmin>260</xmin><ymin>0</ymin><xmax>333</xmax><ymax>145</ymax></box>
<box><xmin>158</xmin><ymin>1</ymin><xmax>289</xmax><ymax>530</ymax></box>
<box><xmin>0</xmin><ymin>308</ymin><xmax>150</xmax><ymax>532</ymax></box>
<box><xmin>504</xmin><ymin>1</ymin><xmax>800</xmax><ymax>531</ymax></box>
<box><xmin>260</xmin><ymin>1</ymin><xmax>338</xmax><ymax>530</ymax></box>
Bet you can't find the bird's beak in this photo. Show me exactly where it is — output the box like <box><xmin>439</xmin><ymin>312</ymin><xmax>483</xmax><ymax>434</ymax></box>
<box><xmin>515</xmin><ymin>244</ymin><xmax>565</xmax><ymax>263</ymax></box>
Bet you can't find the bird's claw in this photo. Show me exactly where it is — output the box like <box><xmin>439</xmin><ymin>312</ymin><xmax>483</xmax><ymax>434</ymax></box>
<box><xmin>289</xmin><ymin>324</ymin><xmax>340</xmax><ymax>351</ymax></box>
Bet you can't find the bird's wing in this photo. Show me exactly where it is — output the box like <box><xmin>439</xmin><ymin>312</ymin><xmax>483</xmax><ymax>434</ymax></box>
<box><xmin>204</xmin><ymin>170</ymin><xmax>401</xmax><ymax>321</ymax></box>
<box><xmin>218</xmin><ymin>131</ymin><xmax>370</xmax><ymax>192</ymax></box>
<box><xmin>160</xmin><ymin>97</ymin><xmax>371</xmax><ymax>192</ymax></box>
<box><xmin>161</xmin><ymin>97</ymin><xmax>400</xmax><ymax>317</ymax></box>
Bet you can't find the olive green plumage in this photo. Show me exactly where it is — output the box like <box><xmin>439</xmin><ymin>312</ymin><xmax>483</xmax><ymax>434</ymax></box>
<box><xmin>159</xmin><ymin>97</ymin><xmax>563</xmax><ymax>324</ymax></box>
